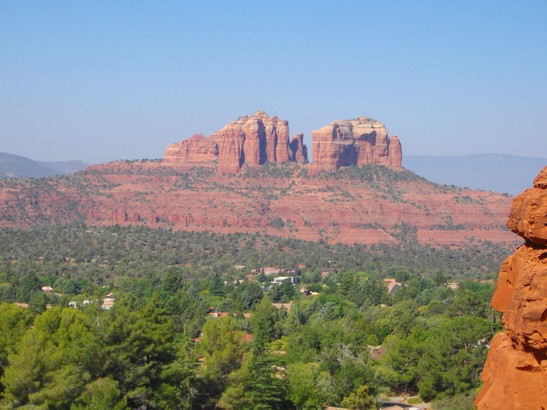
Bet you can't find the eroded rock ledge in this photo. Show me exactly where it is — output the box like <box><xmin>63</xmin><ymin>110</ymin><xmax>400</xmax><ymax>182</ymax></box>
<box><xmin>475</xmin><ymin>166</ymin><xmax>547</xmax><ymax>410</ymax></box>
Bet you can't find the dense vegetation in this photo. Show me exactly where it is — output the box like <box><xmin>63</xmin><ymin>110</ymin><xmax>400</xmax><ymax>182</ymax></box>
<box><xmin>0</xmin><ymin>225</ymin><xmax>512</xmax><ymax>409</ymax></box>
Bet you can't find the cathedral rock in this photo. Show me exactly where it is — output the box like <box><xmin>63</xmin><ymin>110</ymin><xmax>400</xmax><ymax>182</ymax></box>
<box><xmin>163</xmin><ymin>112</ymin><xmax>403</xmax><ymax>174</ymax></box>
<box><xmin>475</xmin><ymin>166</ymin><xmax>547</xmax><ymax>410</ymax></box>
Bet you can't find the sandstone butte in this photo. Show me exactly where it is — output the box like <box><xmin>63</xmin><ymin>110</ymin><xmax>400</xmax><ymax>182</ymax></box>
<box><xmin>309</xmin><ymin>116</ymin><xmax>402</xmax><ymax>175</ymax></box>
<box><xmin>475</xmin><ymin>166</ymin><xmax>547</xmax><ymax>410</ymax></box>
<box><xmin>0</xmin><ymin>112</ymin><xmax>518</xmax><ymax>247</ymax></box>
<box><xmin>163</xmin><ymin>111</ymin><xmax>310</xmax><ymax>175</ymax></box>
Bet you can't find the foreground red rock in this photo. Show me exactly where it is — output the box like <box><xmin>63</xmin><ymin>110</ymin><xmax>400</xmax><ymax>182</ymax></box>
<box><xmin>475</xmin><ymin>166</ymin><xmax>547</xmax><ymax>410</ymax></box>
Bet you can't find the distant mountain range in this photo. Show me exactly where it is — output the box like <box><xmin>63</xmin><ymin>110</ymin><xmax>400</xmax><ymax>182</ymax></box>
<box><xmin>0</xmin><ymin>153</ymin><xmax>88</xmax><ymax>178</ymax></box>
<box><xmin>404</xmin><ymin>154</ymin><xmax>546</xmax><ymax>195</ymax></box>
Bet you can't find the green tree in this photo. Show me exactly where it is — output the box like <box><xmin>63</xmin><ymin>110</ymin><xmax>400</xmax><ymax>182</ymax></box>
<box><xmin>2</xmin><ymin>307</ymin><xmax>100</xmax><ymax>408</ymax></box>
<box><xmin>251</xmin><ymin>296</ymin><xmax>277</xmax><ymax>350</ymax></box>
<box><xmin>72</xmin><ymin>377</ymin><xmax>125</xmax><ymax>410</ymax></box>
<box><xmin>195</xmin><ymin>316</ymin><xmax>247</xmax><ymax>406</ymax></box>
<box><xmin>0</xmin><ymin>303</ymin><xmax>33</xmax><ymax>394</ymax></box>
<box><xmin>104</xmin><ymin>294</ymin><xmax>177</xmax><ymax>408</ymax></box>
<box><xmin>286</xmin><ymin>362</ymin><xmax>323</xmax><ymax>409</ymax></box>
<box><xmin>416</xmin><ymin>316</ymin><xmax>492</xmax><ymax>401</ymax></box>
<box><xmin>241</xmin><ymin>352</ymin><xmax>285</xmax><ymax>409</ymax></box>
<box><xmin>341</xmin><ymin>384</ymin><xmax>377</xmax><ymax>409</ymax></box>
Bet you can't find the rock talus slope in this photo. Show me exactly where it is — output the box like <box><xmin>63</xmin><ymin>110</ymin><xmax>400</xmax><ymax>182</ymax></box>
<box><xmin>475</xmin><ymin>166</ymin><xmax>547</xmax><ymax>410</ymax></box>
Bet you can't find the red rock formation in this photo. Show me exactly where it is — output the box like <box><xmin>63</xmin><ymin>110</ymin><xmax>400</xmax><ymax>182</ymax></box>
<box><xmin>165</xmin><ymin>111</ymin><xmax>301</xmax><ymax>174</ymax></box>
<box><xmin>289</xmin><ymin>133</ymin><xmax>309</xmax><ymax>163</ymax></box>
<box><xmin>0</xmin><ymin>159</ymin><xmax>515</xmax><ymax>247</ymax></box>
<box><xmin>309</xmin><ymin>116</ymin><xmax>403</xmax><ymax>174</ymax></box>
<box><xmin>163</xmin><ymin>134</ymin><xmax>219</xmax><ymax>165</ymax></box>
<box><xmin>475</xmin><ymin>166</ymin><xmax>547</xmax><ymax>410</ymax></box>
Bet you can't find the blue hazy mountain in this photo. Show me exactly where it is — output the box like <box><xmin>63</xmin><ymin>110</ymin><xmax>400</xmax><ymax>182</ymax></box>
<box><xmin>0</xmin><ymin>153</ymin><xmax>87</xmax><ymax>178</ymax></box>
<box><xmin>404</xmin><ymin>154</ymin><xmax>546</xmax><ymax>195</ymax></box>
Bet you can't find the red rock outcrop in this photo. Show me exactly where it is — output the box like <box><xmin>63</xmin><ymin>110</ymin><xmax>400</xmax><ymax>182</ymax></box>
<box><xmin>163</xmin><ymin>134</ymin><xmax>219</xmax><ymax>165</ymax></box>
<box><xmin>164</xmin><ymin>111</ymin><xmax>304</xmax><ymax>174</ymax></box>
<box><xmin>213</xmin><ymin>111</ymin><xmax>292</xmax><ymax>173</ymax></box>
<box><xmin>289</xmin><ymin>133</ymin><xmax>309</xmax><ymax>163</ymax></box>
<box><xmin>475</xmin><ymin>166</ymin><xmax>547</xmax><ymax>410</ymax></box>
<box><xmin>0</xmin><ymin>159</ymin><xmax>516</xmax><ymax>248</ymax></box>
<box><xmin>309</xmin><ymin>116</ymin><xmax>403</xmax><ymax>175</ymax></box>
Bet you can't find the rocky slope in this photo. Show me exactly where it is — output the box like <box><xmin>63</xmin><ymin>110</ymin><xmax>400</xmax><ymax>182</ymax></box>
<box><xmin>475</xmin><ymin>167</ymin><xmax>547</xmax><ymax>409</ymax></box>
<box><xmin>0</xmin><ymin>160</ymin><xmax>515</xmax><ymax>247</ymax></box>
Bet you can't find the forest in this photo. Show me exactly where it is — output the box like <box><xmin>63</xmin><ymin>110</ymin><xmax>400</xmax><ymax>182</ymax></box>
<box><xmin>0</xmin><ymin>225</ymin><xmax>515</xmax><ymax>409</ymax></box>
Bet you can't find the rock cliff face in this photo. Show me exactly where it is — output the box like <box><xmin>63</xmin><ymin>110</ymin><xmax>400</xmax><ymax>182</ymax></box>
<box><xmin>163</xmin><ymin>134</ymin><xmax>219</xmax><ymax>165</ymax></box>
<box><xmin>475</xmin><ymin>167</ymin><xmax>547</xmax><ymax>410</ymax></box>
<box><xmin>164</xmin><ymin>111</ymin><xmax>307</xmax><ymax>174</ymax></box>
<box><xmin>289</xmin><ymin>133</ymin><xmax>308</xmax><ymax>163</ymax></box>
<box><xmin>309</xmin><ymin>116</ymin><xmax>402</xmax><ymax>175</ymax></box>
<box><xmin>164</xmin><ymin>113</ymin><xmax>403</xmax><ymax>174</ymax></box>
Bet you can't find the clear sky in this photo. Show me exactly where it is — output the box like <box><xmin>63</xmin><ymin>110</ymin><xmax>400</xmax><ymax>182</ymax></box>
<box><xmin>1</xmin><ymin>1</ymin><xmax>546</xmax><ymax>163</ymax></box>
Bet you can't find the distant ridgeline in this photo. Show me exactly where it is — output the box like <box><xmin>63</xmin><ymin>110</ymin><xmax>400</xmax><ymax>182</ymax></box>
<box><xmin>404</xmin><ymin>154</ymin><xmax>547</xmax><ymax>195</ymax></box>
<box><xmin>0</xmin><ymin>152</ymin><xmax>87</xmax><ymax>179</ymax></box>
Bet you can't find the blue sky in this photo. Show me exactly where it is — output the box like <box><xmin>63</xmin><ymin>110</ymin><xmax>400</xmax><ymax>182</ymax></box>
<box><xmin>1</xmin><ymin>1</ymin><xmax>546</xmax><ymax>163</ymax></box>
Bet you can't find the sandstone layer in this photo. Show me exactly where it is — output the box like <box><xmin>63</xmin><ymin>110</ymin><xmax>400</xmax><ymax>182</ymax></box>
<box><xmin>475</xmin><ymin>166</ymin><xmax>547</xmax><ymax>410</ymax></box>
<box><xmin>309</xmin><ymin>116</ymin><xmax>402</xmax><ymax>175</ymax></box>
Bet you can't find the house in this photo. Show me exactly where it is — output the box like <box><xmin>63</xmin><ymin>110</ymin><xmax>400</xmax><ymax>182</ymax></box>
<box><xmin>208</xmin><ymin>311</ymin><xmax>229</xmax><ymax>318</ymax></box>
<box><xmin>320</xmin><ymin>268</ymin><xmax>337</xmax><ymax>278</ymax></box>
<box><xmin>102</xmin><ymin>296</ymin><xmax>115</xmax><ymax>310</ymax></box>
<box><xmin>263</xmin><ymin>267</ymin><xmax>281</xmax><ymax>275</ymax></box>
<box><xmin>41</xmin><ymin>286</ymin><xmax>54</xmax><ymax>293</ymax></box>
<box><xmin>273</xmin><ymin>276</ymin><xmax>300</xmax><ymax>285</ymax></box>
<box><xmin>272</xmin><ymin>302</ymin><xmax>293</xmax><ymax>311</ymax></box>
